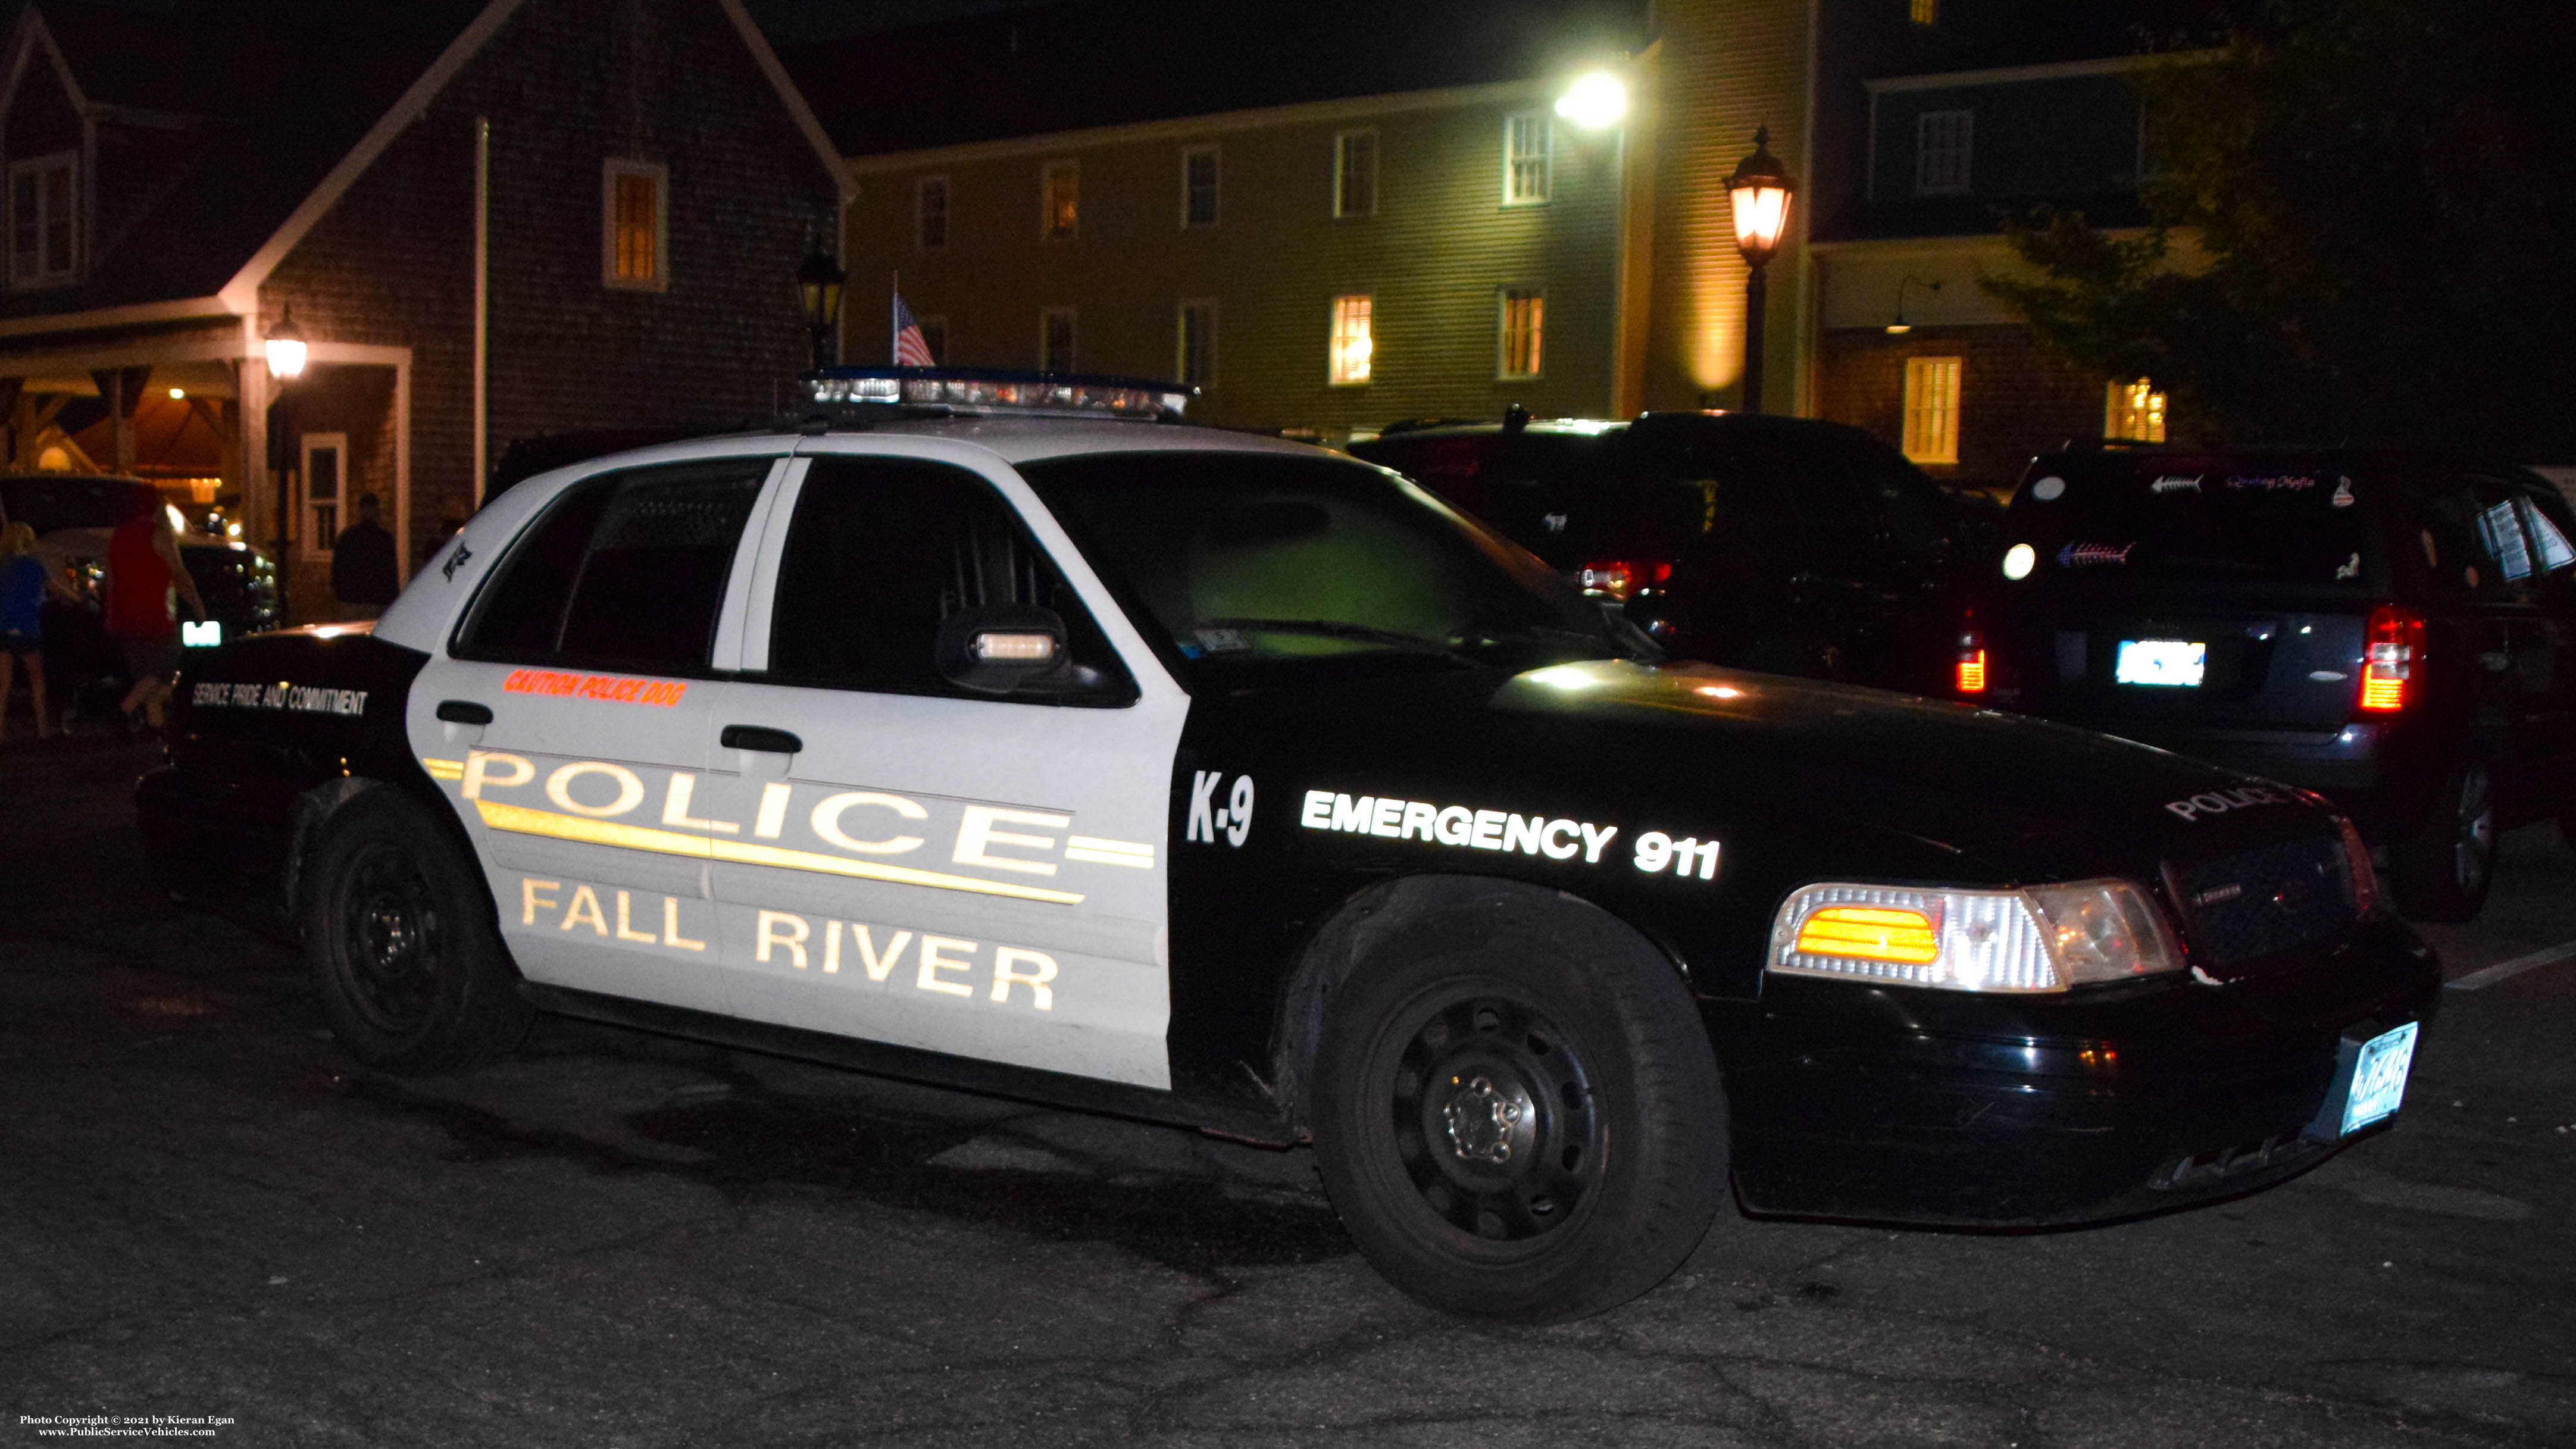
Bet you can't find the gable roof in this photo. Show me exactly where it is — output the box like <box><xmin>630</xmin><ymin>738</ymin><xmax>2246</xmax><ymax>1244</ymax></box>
<box><xmin>784</xmin><ymin>0</ymin><xmax>1647</xmax><ymax>159</ymax></box>
<box><xmin>0</xmin><ymin>0</ymin><xmax>846</xmax><ymax>332</ymax></box>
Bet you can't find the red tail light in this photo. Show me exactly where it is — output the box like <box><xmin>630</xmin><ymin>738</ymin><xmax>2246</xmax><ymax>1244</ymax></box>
<box><xmin>1954</xmin><ymin>629</ymin><xmax>1988</xmax><ymax>693</ymax></box>
<box><xmin>1577</xmin><ymin>558</ymin><xmax>1671</xmax><ymax>601</ymax></box>
<box><xmin>2359</xmin><ymin>605</ymin><xmax>2424</xmax><ymax>713</ymax></box>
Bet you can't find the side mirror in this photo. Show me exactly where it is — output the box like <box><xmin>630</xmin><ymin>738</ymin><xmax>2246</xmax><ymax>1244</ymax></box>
<box><xmin>934</xmin><ymin>603</ymin><xmax>1071</xmax><ymax>694</ymax></box>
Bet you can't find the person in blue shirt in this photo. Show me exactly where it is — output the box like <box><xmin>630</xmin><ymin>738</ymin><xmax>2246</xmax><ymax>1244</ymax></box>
<box><xmin>1</xmin><ymin>521</ymin><xmax>74</xmax><ymax>744</ymax></box>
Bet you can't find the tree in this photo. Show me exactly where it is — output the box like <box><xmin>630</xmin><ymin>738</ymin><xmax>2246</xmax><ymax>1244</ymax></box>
<box><xmin>1983</xmin><ymin>0</ymin><xmax>2576</xmax><ymax>456</ymax></box>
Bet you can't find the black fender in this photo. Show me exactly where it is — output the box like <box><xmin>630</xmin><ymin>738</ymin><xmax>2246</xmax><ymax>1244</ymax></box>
<box><xmin>138</xmin><ymin>629</ymin><xmax>457</xmax><ymax>939</ymax></box>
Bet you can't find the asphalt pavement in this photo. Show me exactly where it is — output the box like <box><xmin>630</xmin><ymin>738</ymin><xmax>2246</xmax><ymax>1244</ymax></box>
<box><xmin>3</xmin><ymin>737</ymin><xmax>2572</xmax><ymax>1448</ymax></box>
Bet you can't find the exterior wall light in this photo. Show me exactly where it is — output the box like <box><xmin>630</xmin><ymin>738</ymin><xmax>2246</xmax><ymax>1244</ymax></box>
<box><xmin>1887</xmin><ymin>277</ymin><xmax>1941</xmax><ymax>334</ymax></box>
<box><xmin>263</xmin><ymin>307</ymin><xmax>308</xmax><ymax>380</ymax></box>
<box><xmin>1725</xmin><ymin>126</ymin><xmax>1796</xmax><ymax>413</ymax></box>
<box><xmin>1555</xmin><ymin>72</ymin><xmax>1628</xmax><ymax>131</ymax></box>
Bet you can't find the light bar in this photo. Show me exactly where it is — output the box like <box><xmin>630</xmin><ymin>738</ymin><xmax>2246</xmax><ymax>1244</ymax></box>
<box><xmin>805</xmin><ymin>367</ymin><xmax>1191</xmax><ymax>419</ymax></box>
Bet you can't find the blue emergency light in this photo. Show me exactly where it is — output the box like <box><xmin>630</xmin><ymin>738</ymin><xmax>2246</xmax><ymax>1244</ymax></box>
<box><xmin>804</xmin><ymin>367</ymin><xmax>1194</xmax><ymax>420</ymax></box>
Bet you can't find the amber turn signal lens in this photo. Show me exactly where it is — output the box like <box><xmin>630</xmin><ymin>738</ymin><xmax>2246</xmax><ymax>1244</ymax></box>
<box><xmin>1792</xmin><ymin>905</ymin><xmax>1941</xmax><ymax>965</ymax></box>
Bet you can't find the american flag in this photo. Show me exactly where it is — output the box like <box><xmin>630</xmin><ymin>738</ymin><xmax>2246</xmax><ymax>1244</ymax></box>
<box><xmin>893</xmin><ymin>294</ymin><xmax>936</xmax><ymax>367</ymax></box>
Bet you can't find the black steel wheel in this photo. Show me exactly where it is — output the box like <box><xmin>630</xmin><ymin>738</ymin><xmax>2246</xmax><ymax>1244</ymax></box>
<box><xmin>304</xmin><ymin>788</ymin><xmax>530</xmax><ymax>1074</ymax></box>
<box><xmin>1312</xmin><ymin>900</ymin><xmax>1726</xmax><ymax>1322</ymax></box>
<box><xmin>1390</xmin><ymin>991</ymin><xmax>1602</xmax><ymax>1244</ymax></box>
<box><xmin>2390</xmin><ymin>753</ymin><xmax>2497</xmax><ymax>924</ymax></box>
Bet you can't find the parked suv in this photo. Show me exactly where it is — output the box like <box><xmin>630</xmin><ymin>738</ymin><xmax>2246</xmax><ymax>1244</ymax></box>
<box><xmin>1978</xmin><ymin>448</ymin><xmax>2576</xmax><ymax>921</ymax></box>
<box><xmin>1351</xmin><ymin>413</ymin><xmax>1996</xmax><ymax>694</ymax></box>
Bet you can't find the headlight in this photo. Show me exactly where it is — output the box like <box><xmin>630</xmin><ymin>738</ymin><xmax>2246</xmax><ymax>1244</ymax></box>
<box><xmin>1768</xmin><ymin>879</ymin><xmax>2183</xmax><ymax>993</ymax></box>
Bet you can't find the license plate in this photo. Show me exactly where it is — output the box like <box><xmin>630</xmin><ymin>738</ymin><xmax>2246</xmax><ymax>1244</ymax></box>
<box><xmin>2339</xmin><ymin>1021</ymin><xmax>2418</xmax><ymax>1135</ymax></box>
<box><xmin>2115</xmin><ymin>638</ymin><xmax>2205</xmax><ymax>686</ymax></box>
<box><xmin>181</xmin><ymin>620</ymin><xmax>222</xmax><ymax>648</ymax></box>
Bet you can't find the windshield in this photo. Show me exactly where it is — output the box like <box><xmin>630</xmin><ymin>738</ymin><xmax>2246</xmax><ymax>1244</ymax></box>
<box><xmin>1023</xmin><ymin>450</ymin><xmax>1641</xmax><ymax>675</ymax></box>
<box><xmin>2008</xmin><ymin>459</ymin><xmax>2371</xmax><ymax>587</ymax></box>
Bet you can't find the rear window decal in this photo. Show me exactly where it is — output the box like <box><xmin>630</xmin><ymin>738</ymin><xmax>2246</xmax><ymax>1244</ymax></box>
<box><xmin>2056</xmin><ymin>542</ymin><xmax>2135</xmax><ymax>568</ymax></box>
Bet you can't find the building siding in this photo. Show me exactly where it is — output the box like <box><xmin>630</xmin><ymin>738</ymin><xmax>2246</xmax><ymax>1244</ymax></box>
<box><xmin>842</xmin><ymin>89</ymin><xmax>1627</xmax><ymax>436</ymax></box>
<box><xmin>1636</xmin><ymin>0</ymin><xmax>1812</xmax><ymax>414</ymax></box>
<box><xmin>258</xmin><ymin>0</ymin><xmax>837</xmax><ymax>589</ymax></box>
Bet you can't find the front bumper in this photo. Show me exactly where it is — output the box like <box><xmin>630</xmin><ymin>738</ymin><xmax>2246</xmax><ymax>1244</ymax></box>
<box><xmin>1712</xmin><ymin>915</ymin><xmax>2441</xmax><ymax>1227</ymax></box>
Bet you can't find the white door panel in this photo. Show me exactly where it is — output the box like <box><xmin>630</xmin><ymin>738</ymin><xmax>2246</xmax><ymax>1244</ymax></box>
<box><xmin>699</xmin><ymin>683</ymin><xmax>1182</xmax><ymax>1088</ymax></box>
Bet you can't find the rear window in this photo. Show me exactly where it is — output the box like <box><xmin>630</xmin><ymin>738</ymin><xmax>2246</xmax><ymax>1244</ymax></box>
<box><xmin>2008</xmin><ymin>461</ymin><xmax>2371</xmax><ymax>587</ymax></box>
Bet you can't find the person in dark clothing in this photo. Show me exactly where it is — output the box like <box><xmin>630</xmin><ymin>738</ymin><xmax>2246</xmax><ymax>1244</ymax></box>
<box><xmin>331</xmin><ymin>493</ymin><xmax>399</xmax><ymax>619</ymax></box>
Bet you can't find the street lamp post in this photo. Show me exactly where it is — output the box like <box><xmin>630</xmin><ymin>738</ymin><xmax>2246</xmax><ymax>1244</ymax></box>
<box><xmin>1725</xmin><ymin>127</ymin><xmax>1796</xmax><ymax>414</ymax></box>
<box><xmin>262</xmin><ymin>307</ymin><xmax>308</xmax><ymax>621</ymax></box>
<box><xmin>797</xmin><ymin>242</ymin><xmax>846</xmax><ymax>371</ymax></box>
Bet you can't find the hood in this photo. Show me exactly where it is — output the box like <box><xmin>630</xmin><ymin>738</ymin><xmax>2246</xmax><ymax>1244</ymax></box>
<box><xmin>1222</xmin><ymin>655</ymin><xmax>2341</xmax><ymax>888</ymax></box>
<box><xmin>1484</xmin><ymin>659</ymin><xmax>2340</xmax><ymax>880</ymax></box>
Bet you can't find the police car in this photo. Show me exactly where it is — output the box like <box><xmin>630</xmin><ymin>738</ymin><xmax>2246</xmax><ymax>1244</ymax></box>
<box><xmin>137</xmin><ymin>369</ymin><xmax>2441</xmax><ymax>1323</ymax></box>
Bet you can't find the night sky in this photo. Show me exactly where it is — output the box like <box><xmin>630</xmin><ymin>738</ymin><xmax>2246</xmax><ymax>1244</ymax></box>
<box><xmin>741</xmin><ymin>0</ymin><xmax>1036</xmax><ymax>45</ymax></box>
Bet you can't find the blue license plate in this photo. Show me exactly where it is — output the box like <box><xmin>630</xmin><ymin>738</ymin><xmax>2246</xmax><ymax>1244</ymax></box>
<box><xmin>2340</xmin><ymin>1021</ymin><xmax>2418</xmax><ymax>1135</ymax></box>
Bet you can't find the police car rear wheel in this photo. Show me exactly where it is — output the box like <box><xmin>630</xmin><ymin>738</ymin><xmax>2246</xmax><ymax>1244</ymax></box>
<box><xmin>305</xmin><ymin>789</ymin><xmax>530</xmax><ymax>1074</ymax></box>
<box><xmin>1311</xmin><ymin>909</ymin><xmax>1725</xmax><ymax>1323</ymax></box>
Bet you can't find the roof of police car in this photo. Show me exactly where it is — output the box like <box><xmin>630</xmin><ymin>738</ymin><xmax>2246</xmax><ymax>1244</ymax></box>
<box><xmin>799</xmin><ymin>414</ymin><xmax>1346</xmax><ymax>468</ymax></box>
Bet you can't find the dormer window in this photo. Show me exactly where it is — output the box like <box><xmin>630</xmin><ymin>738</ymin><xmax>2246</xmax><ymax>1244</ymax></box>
<box><xmin>10</xmin><ymin>151</ymin><xmax>78</xmax><ymax>287</ymax></box>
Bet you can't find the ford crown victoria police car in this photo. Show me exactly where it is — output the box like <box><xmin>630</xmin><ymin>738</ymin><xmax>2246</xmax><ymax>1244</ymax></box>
<box><xmin>138</xmin><ymin>370</ymin><xmax>2441</xmax><ymax>1322</ymax></box>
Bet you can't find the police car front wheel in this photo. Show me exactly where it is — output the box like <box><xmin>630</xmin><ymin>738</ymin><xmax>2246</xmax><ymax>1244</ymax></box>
<box><xmin>304</xmin><ymin>788</ymin><xmax>531</xmax><ymax>1074</ymax></box>
<box><xmin>1311</xmin><ymin>907</ymin><xmax>1727</xmax><ymax>1322</ymax></box>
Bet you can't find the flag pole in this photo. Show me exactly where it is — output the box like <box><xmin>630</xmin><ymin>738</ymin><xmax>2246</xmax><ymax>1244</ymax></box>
<box><xmin>890</xmin><ymin>270</ymin><xmax>900</xmax><ymax>366</ymax></box>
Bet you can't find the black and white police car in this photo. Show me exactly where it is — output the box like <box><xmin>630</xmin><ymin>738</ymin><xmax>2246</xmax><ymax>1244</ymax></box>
<box><xmin>139</xmin><ymin>369</ymin><xmax>2441</xmax><ymax>1322</ymax></box>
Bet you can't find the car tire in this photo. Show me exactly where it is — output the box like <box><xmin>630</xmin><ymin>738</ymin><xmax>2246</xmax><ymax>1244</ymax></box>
<box><xmin>1309</xmin><ymin>902</ymin><xmax>1727</xmax><ymax>1323</ymax></box>
<box><xmin>2389</xmin><ymin>752</ymin><xmax>2497</xmax><ymax>924</ymax></box>
<box><xmin>303</xmin><ymin>787</ymin><xmax>531</xmax><ymax>1074</ymax></box>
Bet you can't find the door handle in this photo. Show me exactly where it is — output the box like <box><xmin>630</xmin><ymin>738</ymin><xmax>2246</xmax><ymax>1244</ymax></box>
<box><xmin>721</xmin><ymin>724</ymin><xmax>803</xmax><ymax>755</ymax></box>
<box><xmin>435</xmin><ymin>700</ymin><xmax>493</xmax><ymax>725</ymax></box>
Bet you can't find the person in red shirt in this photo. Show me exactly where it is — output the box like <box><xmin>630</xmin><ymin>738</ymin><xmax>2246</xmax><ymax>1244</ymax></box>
<box><xmin>105</xmin><ymin>487</ymin><xmax>205</xmax><ymax>734</ymax></box>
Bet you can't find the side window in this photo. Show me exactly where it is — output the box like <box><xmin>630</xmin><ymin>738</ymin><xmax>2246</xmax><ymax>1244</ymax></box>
<box><xmin>460</xmin><ymin>461</ymin><xmax>768</xmax><ymax>669</ymax></box>
<box><xmin>2516</xmin><ymin>493</ymin><xmax>2575</xmax><ymax>576</ymax></box>
<box><xmin>1859</xmin><ymin>446</ymin><xmax>1950</xmax><ymax>564</ymax></box>
<box><xmin>2419</xmin><ymin>478</ymin><xmax>2538</xmax><ymax>604</ymax></box>
<box><xmin>764</xmin><ymin>458</ymin><xmax>1133</xmax><ymax>703</ymax></box>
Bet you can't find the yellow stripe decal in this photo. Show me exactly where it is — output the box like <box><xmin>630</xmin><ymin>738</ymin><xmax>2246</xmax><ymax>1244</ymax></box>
<box><xmin>471</xmin><ymin>800</ymin><xmax>1085</xmax><ymax>905</ymax></box>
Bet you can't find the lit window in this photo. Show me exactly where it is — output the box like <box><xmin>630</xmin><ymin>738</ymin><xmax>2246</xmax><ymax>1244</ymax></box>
<box><xmin>8</xmin><ymin>152</ymin><xmax>77</xmax><ymax>286</ymax></box>
<box><xmin>1910</xmin><ymin>0</ymin><xmax>1939</xmax><ymax>24</ymax></box>
<box><xmin>1177</xmin><ymin>299</ymin><xmax>1217</xmax><ymax>389</ymax></box>
<box><xmin>1040</xmin><ymin>307</ymin><xmax>1077</xmax><ymax>373</ymax></box>
<box><xmin>1504</xmin><ymin>112</ymin><xmax>1552</xmax><ymax>205</ymax></box>
<box><xmin>1330</xmin><ymin>295</ymin><xmax>1373</xmax><ymax>384</ymax></box>
<box><xmin>301</xmin><ymin>433</ymin><xmax>348</xmax><ymax>558</ymax></box>
<box><xmin>1498</xmin><ymin>288</ymin><xmax>1544</xmax><ymax>379</ymax></box>
<box><xmin>1335</xmin><ymin>130</ymin><xmax>1377</xmax><ymax>218</ymax></box>
<box><xmin>2105</xmin><ymin>378</ymin><xmax>2167</xmax><ymax>442</ymax></box>
<box><xmin>603</xmin><ymin>159</ymin><xmax>667</xmax><ymax>289</ymax></box>
<box><xmin>1902</xmin><ymin>356</ymin><xmax>1962</xmax><ymax>465</ymax></box>
<box><xmin>1914</xmin><ymin>111</ymin><xmax>1973</xmax><ymax>196</ymax></box>
<box><xmin>917</xmin><ymin>176</ymin><xmax>949</xmax><ymax>251</ymax></box>
<box><xmin>1181</xmin><ymin>146</ymin><xmax>1219</xmax><ymax>228</ymax></box>
<box><xmin>1042</xmin><ymin>161</ymin><xmax>1078</xmax><ymax>240</ymax></box>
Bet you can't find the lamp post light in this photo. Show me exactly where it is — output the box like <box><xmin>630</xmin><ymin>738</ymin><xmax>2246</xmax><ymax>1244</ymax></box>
<box><xmin>797</xmin><ymin>242</ymin><xmax>846</xmax><ymax>371</ymax></box>
<box><xmin>263</xmin><ymin>307</ymin><xmax>308</xmax><ymax>620</ymax></box>
<box><xmin>1725</xmin><ymin>126</ymin><xmax>1796</xmax><ymax>414</ymax></box>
